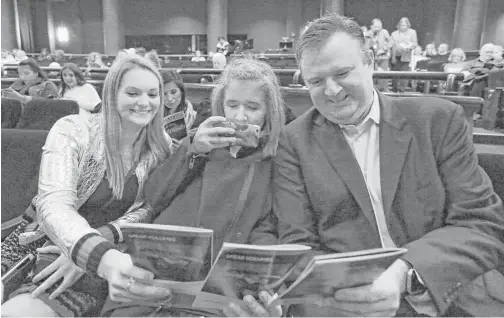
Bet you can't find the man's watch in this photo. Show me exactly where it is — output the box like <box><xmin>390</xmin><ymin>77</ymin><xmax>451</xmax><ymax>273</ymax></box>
<box><xmin>405</xmin><ymin>262</ymin><xmax>427</xmax><ymax>295</ymax></box>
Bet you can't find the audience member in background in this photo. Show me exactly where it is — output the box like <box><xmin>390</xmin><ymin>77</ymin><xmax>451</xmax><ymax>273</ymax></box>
<box><xmin>102</xmin><ymin>58</ymin><xmax>284</xmax><ymax>318</ymax></box>
<box><xmin>59</xmin><ymin>63</ymin><xmax>102</xmax><ymax>118</ymax></box>
<box><xmin>161</xmin><ymin>70</ymin><xmax>208</xmax><ymax>143</ymax></box>
<box><xmin>1</xmin><ymin>55</ymin><xmax>173</xmax><ymax>317</ymax></box>
<box><xmin>53</xmin><ymin>49</ymin><xmax>66</xmax><ymax>64</ymax></box>
<box><xmin>423</xmin><ymin>43</ymin><xmax>437</xmax><ymax>58</ymax></box>
<box><xmin>391</xmin><ymin>17</ymin><xmax>417</xmax><ymax>92</ymax></box>
<box><xmin>253</xmin><ymin>13</ymin><xmax>504</xmax><ymax>317</ymax></box>
<box><xmin>369</xmin><ymin>18</ymin><xmax>392</xmax><ymax>91</ymax></box>
<box><xmin>86</xmin><ymin>52</ymin><xmax>106</xmax><ymax>69</ymax></box>
<box><xmin>216</xmin><ymin>36</ymin><xmax>230</xmax><ymax>56</ymax></box>
<box><xmin>1</xmin><ymin>50</ymin><xmax>16</xmax><ymax>66</ymax></box>
<box><xmin>14</xmin><ymin>49</ymin><xmax>28</xmax><ymax>63</ymax></box>
<box><xmin>212</xmin><ymin>52</ymin><xmax>227</xmax><ymax>69</ymax></box>
<box><xmin>436</xmin><ymin>43</ymin><xmax>450</xmax><ymax>61</ymax></box>
<box><xmin>492</xmin><ymin>45</ymin><xmax>503</xmax><ymax>68</ymax></box>
<box><xmin>191</xmin><ymin>50</ymin><xmax>206</xmax><ymax>62</ymax></box>
<box><xmin>460</xmin><ymin>43</ymin><xmax>495</xmax><ymax>95</ymax></box>
<box><xmin>38</xmin><ymin>48</ymin><xmax>52</xmax><ymax>62</ymax></box>
<box><xmin>2</xmin><ymin>58</ymin><xmax>58</xmax><ymax>103</ymax></box>
<box><xmin>443</xmin><ymin>48</ymin><xmax>467</xmax><ymax>73</ymax></box>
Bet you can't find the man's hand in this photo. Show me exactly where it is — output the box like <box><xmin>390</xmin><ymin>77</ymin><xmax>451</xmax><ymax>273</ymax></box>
<box><xmin>223</xmin><ymin>291</ymin><xmax>282</xmax><ymax>317</ymax></box>
<box><xmin>31</xmin><ymin>245</ymin><xmax>84</xmax><ymax>300</ymax></box>
<box><xmin>319</xmin><ymin>259</ymin><xmax>409</xmax><ymax>317</ymax></box>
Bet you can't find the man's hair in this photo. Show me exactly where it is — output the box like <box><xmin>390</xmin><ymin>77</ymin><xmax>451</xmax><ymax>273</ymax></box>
<box><xmin>296</xmin><ymin>13</ymin><xmax>365</xmax><ymax>63</ymax></box>
<box><xmin>211</xmin><ymin>58</ymin><xmax>285</xmax><ymax>157</ymax></box>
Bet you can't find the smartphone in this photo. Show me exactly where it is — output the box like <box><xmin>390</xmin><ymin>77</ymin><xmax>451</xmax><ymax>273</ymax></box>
<box><xmin>2</xmin><ymin>254</ymin><xmax>36</xmax><ymax>301</ymax></box>
<box><xmin>214</xmin><ymin>121</ymin><xmax>261</xmax><ymax>148</ymax></box>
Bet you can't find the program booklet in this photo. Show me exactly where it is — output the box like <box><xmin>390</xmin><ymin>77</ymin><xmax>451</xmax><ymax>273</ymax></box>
<box><xmin>270</xmin><ymin>247</ymin><xmax>408</xmax><ymax>306</ymax></box>
<box><xmin>192</xmin><ymin>242</ymin><xmax>312</xmax><ymax>310</ymax></box>
<box><xmin>120</xmin><ymin>223</ymin><xmax>213</xmax><ymax>296</ymax></box>
<box><xmin>193</xmin><ymin>244</ymin><xmax>407</xmax><ymax>309</ymax></box>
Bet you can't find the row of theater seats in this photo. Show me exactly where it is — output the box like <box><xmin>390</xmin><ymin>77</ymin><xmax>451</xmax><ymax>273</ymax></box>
<box><xmin>1</xmin><ymin>98</ymin><xmax>79</xmax><ymax>130</ymax></box>
<box><xmin>2</xmin><ymin>126</ymin><xmax>503</xmax><ymax>240</ymax></box>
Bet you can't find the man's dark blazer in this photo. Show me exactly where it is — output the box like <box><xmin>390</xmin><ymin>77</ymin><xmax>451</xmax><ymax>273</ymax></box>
<box><xmin>273</xmin><ymin>92</ymin><xmax>504</xmax><ymax>316</ymax></box>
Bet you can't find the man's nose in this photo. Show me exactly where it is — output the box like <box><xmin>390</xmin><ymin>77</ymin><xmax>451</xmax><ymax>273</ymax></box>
<box><xmin>325</xmin><ymin>77</ymin><xmax>343</xmax><ymax>96</ymax></box>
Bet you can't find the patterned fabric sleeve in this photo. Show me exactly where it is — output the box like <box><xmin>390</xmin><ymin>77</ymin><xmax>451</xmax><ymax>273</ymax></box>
<box><xmin>36</xmin><ymin>116</ymin><xmax>114</xmax><ymax>274</ymax></box>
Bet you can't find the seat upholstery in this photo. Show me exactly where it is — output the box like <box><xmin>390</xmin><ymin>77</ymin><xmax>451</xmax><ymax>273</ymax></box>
<box><xmin>1</xmin><ymin>129</ymin><xmax>48</xmax><ymax>223</ymax></box>
<box><xmin>16</xmin><ymin>99</ymin><xmax>79</xmax><ymax>130</ymax></box>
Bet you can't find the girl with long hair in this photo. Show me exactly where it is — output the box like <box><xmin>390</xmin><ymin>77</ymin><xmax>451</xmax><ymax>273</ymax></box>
<box><xmin>59</xmin><ymin>63</ymin><xmax>101</xmax><ymax>116</ymax></box>
<box><xmin>1</xmin><ymin>55</ymin><xmax>173</xmax><ymax>317</ymax></box>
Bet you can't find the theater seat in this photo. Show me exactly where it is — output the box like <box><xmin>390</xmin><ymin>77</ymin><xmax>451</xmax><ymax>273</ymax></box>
<box><xmin>478</xmin><ymin>153</ymin><xmax>504</xmax><ymax>201</ymax></box>
<box><xmin>16</xmin><ymin>99</ymin><xmax>79</xmax><ymax>130</ymax></box>
<box><xmin>1</xmin><ymin>98</ymin><xmax>22</xmax><ymax>128</ymax></box>
<box><xmin>1</xmin><ymin>129</ymin><xmax>48</xmax><ymax>239</ymax></box>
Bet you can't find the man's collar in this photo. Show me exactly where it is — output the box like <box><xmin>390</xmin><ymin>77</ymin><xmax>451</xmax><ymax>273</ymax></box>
<box><xmin>338</xmin><ymin>89</ymin><xmax>380</xmax><ymax>133</ymax></box>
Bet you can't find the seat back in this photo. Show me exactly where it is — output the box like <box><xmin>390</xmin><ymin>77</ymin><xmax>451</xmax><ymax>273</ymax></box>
<box><xmin>16</xmin><ymin>99</ymin><xmax>79</xmax><ymax>130</ymax></box>
<box><xmin>1</xmin><ymin>98</ymin><xmax>22</xmax><ymax>128</ymax></box>
<box><xmin>1</xmin><ymin>129</ymin><xmax>48</xmax><ymax>222</ymax></box>
<box><xmin>477</xmin><ymin>153</ymin><xmax>504</xmax><ymax>202</ymax></box>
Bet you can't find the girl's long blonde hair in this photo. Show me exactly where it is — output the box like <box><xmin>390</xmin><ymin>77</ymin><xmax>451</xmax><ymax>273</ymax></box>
<box><xmin>101</xmin><ymin>55</ymin><xmax>172</xmax><ymax>199</ymax></box>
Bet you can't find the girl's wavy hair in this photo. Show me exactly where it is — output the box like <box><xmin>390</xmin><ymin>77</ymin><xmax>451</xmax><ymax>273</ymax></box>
<box><xmin>102</xmin><ymin>55</ymin><xmax>172</xmax><ymax>199</ymax></box>
<box><xmin>211</xmin><ymin>58</ymin><xmax>285</xmax><ymax>157</ymax></box>
<box><xmin>59</xmin><ymin>63</ymin><xmax>86</xmax><ymax>96</ymax></box>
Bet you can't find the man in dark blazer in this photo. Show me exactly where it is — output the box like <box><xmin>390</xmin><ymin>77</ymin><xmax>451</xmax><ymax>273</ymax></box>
<box><xmin>271</xmin><ymin>13</ymin><xmax>504</xmax><ymax>317</ymax></box>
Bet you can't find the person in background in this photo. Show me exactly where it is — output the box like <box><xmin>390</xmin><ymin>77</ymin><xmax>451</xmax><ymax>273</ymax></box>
<box><xmin>216</xmin><ymin>36</ymin><xmax>230</xmax><ymax>56</ymax></box>
<box><xmin>1</xmin><ymin>55</ymin><xmax>173</xmax><ymax>317</ymax></box>
<box><xmin>443</xmin><ymin>48</ymin><xmax>467</xmax><ymax>73</ymax></box>
<box><xmin>491</xmin><ymin>45</ymin><xmax>503</xmax><ymax>68</ymax></box>
<box><xmin>145</xmin><ymin>50</ymin><xmax>162</xmax><ymax>68</ymax></box>
<box><xmin>423</xmin><ymin>43</ymin><xmax>437</xmax><ymax>58</ymax></box>
<box><xmin>14</xmin><ymin>50</ymin><xmax>28</xmax><ymax>63</ymax></box>
<box><xmin>59</xmin><ymin>63</ymin><xmax>102</xmax><ymax>118</ymax></box>
<box><xmin>369</xmin><ymin>18</ymin><xmax>392</xmax><ymax>92</ymax></box>
<box><xmin>2</xmin><ymin>58</ymin><xmax>59</xmax><ymax>103</ymax></box>
<box><xmin>102</xmin><ymin>58</ymin><xmax>284</xmax><ymax>318</ymax></box>
<box><xmin>86</xmin><ymin>52</ymin><xmax>107</xmax><ymax>69</ymax></box>
<box><xmin>436</xmin><ymin>43</ymin><xmax>450</xmax><ymax>61</ymax></box>
<box><xmin>52</xmin><ymin>49</ymin><xmax>66</xmax><ymax>64</ymax></box>
<box><xmin>38</xmin><ymin>48</ymin><xmax>52</xmax><ymax>62</ymax></box>
<box><xmin>160</xmin><ymin>70</ymin><xmax>209</xmax><ymax>144</ymax></box>
<box><xmin>191</xmin><ymin>50</ymin><xmax>206</xmax><ymax>62</ymax></box>
<box><xmin>1</xmin><ymin>50</ymin><xmax>16</xmax><ymax>66</ymax></box>
<box><xmin>391</xmin><ymin>17</ymin><xmax>417</xmax><ymax>92</ymax></box>
<box><xmin>212</xmin><ymin>52</ymin><xmax>227</xmax><ymax>69</ymax></box>
<box><xmin>460</xmin><ymin>43</ymin><xmax>495</xmax><ymax>95</ymax></box>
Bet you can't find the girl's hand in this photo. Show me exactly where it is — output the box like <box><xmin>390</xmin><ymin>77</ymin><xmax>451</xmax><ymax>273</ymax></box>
<box><xmin>191</xmin><ymin>116</ymin><xmax>237</xmax><ymax>154</ymax></box>
<box><xmin>31</xmin><ymin>245</ymin><xmax>84</xmax><ymax>300</ymax></box>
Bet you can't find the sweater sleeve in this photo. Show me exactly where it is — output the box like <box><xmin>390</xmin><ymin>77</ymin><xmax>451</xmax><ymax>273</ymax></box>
<box><xmin>36</xmin><ymin>116</ymin><xmax>115</xmax><ymax>274</ymax></box>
